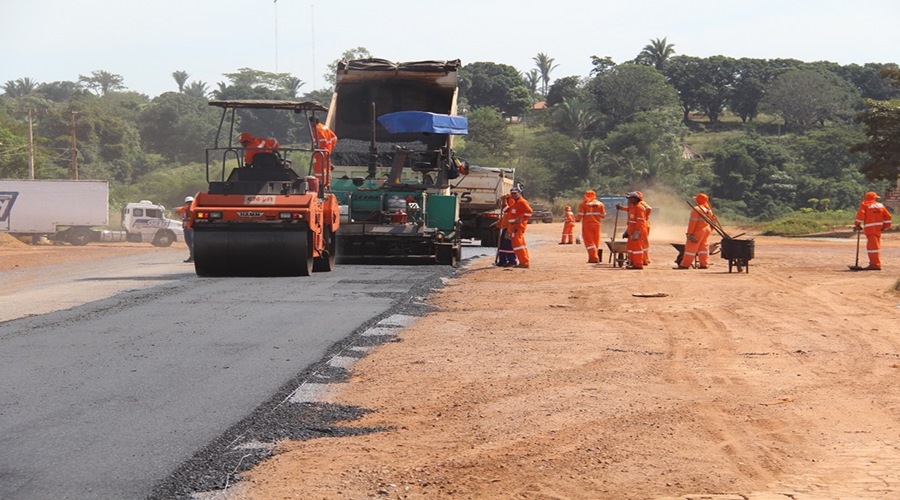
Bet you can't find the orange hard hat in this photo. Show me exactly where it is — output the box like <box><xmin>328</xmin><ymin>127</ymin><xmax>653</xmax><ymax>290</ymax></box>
<box><xmin>625</xmin><ymin>191</ymin><xmax>641</xmax><ymax>200</ymax></box>
<box><xmin>565</xmin><ymin>205</ymin><xmax>571</xmax><ymax>210</ymax></box>
<box><xmin>238</xmin><ymin>132</ymin><xmax>254</xmax><ymax>143</ymax></box>
<box><xmin>864</xmin><ymin>191</ymin><xmax>879</xmax><ymax>201</ymax></box>
<box><xmin>696</xmin><ymin>193</ymin><xmax>709</xmax><ymax>205</ymax></box>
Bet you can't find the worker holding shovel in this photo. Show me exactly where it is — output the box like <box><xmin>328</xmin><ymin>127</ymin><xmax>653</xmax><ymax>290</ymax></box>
<box><xmin>677</xmin><ymin>193</ymin><xmax>716</xmax><ymax>269</ymax></box>
<box><xmin>852</xmin><ymin>191</ymin><xmax>892</xmax><ymax>270</ymax></box>
<box><xmin>619</xmin><ymin>191</ymin><xmax>648</xmax><ymax>269</ymax></box>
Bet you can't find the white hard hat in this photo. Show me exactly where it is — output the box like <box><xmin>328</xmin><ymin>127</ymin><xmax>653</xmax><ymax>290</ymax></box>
<box><xmin>184</xmin><ymin>196</ymin><xmax>194</xmax><ymax>203</ymax></box>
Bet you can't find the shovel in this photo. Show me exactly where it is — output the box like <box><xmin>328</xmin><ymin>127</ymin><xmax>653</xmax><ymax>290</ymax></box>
<box><xmin>848</xmin><ymin>228</ymin><xmax>864</xmax><ymax>271</ymax></box>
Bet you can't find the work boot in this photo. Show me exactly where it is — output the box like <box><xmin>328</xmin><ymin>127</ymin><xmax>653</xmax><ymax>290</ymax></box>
<box><xmin>864</xmin><ymin>265</ymin><xmax>882</xmax><ymax>270</ymax></box>
<box><xmin>184</xmin><ymin>257</ymin><xmax>194</xmax><ymax>263</ymax></box>
<box><xmin>515</xmin><ymin>264</ymin><xmax>530</xmax><ymax>269</ymax></box>
<box><xmin>673</xmin><ymin>265</ymin><xmax>690</xmax><ymax>270</ymax></box>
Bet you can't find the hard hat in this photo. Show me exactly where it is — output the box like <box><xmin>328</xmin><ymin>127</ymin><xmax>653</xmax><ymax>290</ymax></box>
<box><xmin>584</xmin><ymin>190</ymin><xmax>596</xmax><ymax>198</ymax></box>
<box><xmin>565</xmin><ymin>205</ymin><xmax>571</xmax><ymax>211</ymax></box>
<box><xmin>510</xmin><ymin>187</ymin><xmax>521</xmax><ymax>194</ymax></box>
<box><xmin>238</xmin><ymin>132</ymin><xmax>254</xmax><ymax>143</ymax></box>
<box><xmin>695</xmin><ymin>193</ymin><xmax>709</xmax><ymax>205</ymax></box>
<box><xmin>864</xmin><ymin>191</ymin><xmax>880</xmax><ymax>200</ymax></box>
<box><xmin>184</xmin><ymin>196</ymin><xmax>194</xmax><ymax>203</ymax></box>
<box><xmin>625</xmin><ymin>191</ymin><xmax>641</xmax><ymax>199</ymax></box>
<box><xmin>635</xmin><ymin>190</ymin><xmax>644</xmax><ymax>199</ymax></box>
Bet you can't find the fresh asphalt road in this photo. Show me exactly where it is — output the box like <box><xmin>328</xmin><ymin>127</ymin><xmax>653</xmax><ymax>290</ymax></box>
<box><xmin>0</xmin><ymin>243</ymin><xmax>491</xmax><ymax>500</ymax></box>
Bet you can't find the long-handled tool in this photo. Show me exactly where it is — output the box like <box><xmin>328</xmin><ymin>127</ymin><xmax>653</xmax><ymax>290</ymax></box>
<box><xmin>608</xmin><ymin>205</ymin><xmax>621</xmax><ymax>264</ymax></box>
<box><xmin>848</xmin><ymin>228</ymin><xmax>864</xmax><ymax>271</ymax></box>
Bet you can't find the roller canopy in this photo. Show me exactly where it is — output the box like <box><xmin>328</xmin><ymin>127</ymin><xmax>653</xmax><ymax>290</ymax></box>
<box><xmin>377</xmin><ymin>112</ymin><xmax>468</xmax><ymax>135</ymax></box>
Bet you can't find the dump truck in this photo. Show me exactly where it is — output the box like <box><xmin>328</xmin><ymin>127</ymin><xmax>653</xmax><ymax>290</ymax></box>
<box><xmin>188</xmin><ymin>100</ymin><xmax>340</xmax><ymax>277</ymax></box>
<box><xmin>449</xmin><ymin>164</ymin><xmax>515</xmax><ymax>246</ymax></box>
<box><xmin>326</xmin><ymin>59</ymin><xmax>464</xmax><ymax>265</ymax></box>
<box><xmin>0</xmin><ymin>179</ymin><xmax>183</xmax><ymax>246</ymax></box>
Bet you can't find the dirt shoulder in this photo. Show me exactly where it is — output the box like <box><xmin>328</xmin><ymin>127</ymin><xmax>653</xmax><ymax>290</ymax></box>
<box><xmin>236</xmin><ymin>222</ymin><xmax>900</xmax><ymax>499</ymax></box>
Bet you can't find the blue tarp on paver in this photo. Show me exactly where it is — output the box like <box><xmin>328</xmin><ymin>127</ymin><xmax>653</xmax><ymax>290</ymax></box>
<box><xmin>377</xmin><ymin>111</ymin><xmax>468</xmax><ymax>135</ymax></box>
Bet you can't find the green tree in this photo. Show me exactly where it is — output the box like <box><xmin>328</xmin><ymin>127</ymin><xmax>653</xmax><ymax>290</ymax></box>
<box><xmin>281</xmin><ymin>76</ymin><xmax>305</xmax><ymax>98</ymax></box>
<box><xmin>79</xmin><ymin>70</ymin><xmax>126</xmax><ymax>96</ymax></box>
<box><xmin>545</xmin><ymin>76</ymin><xmax>585</xmax><ymax>107</ymax></box>
<box><xmin>852</xmin><ymin>67</ymin><xmax>900</xmax><ymax>181</ymax></box>
<box><xmin>462</xmin><ymin>107</ymin><xmax>513</xmax><ymax>158</ymax></box>
<box><xmin>709</xmin><ymin>134</ymin><xmax>795</xmax><ymax>218</ymax></box>
<box><xmin>637</xmin><ymin>37</ymin><xmax>676</xmax><ymax>72</ymax></box>
<box><xmin>172</xmin><ymin>71</ymin><xmax>190</xmax><ymax>93</ymax></box>
<box><xmin>2</xmin><ymin>78</ymin><xmax>38</xmax><ymax>98</ymax></box>
<box><xmin>533</xmin><ymin>52</ymin><xmax>559</xmax><ymax>96</ymax></box>
<box><xmin>36</xmin><ymin>81</ymin><xmax>86</xmax><ymax>102</ymax></box>
<box><xmin>588</xmin><ymin>63</ymin><xmax>679</xmax><ymax>128</ymax></box>
<box><xmin>459</xmin><ymin>62</ymin><xmax>531</xmax><ymax>117</ymax></box>
<box><xmin>589</xmin><ymin>56</ymin><xmax>616</xmax><ymax>76</ymax></box>
<box><xmin>138</xmin><ymin>92</ymin><xmax>221</xmax><ymax>164</ymax></box>
<box><xmin>761</xmin><ymin>68</ymin><xmax>860</xmax><ymax>131</ymax></box>
<box><xmin>552</xmin><ymin>97</ymin><xmax>601</xmax><ymax>140</ymax></box>
<box><xmin>523</xmin><ymin>69</ymin><xmax>540</xmax><ymax>103</ymax></box>
<box><xmin>184</xmin><ymin>81</ymin><xmax>209</xmax><ymax>99</ymax></box>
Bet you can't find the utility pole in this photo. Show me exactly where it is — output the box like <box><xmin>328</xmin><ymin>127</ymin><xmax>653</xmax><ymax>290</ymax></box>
<box><xmin>28</xmin><ymin>109</ymin><xmax>35</xmax><ymax>180</ymax></box>
<box><xmin>70</xmin><ymin>111</ymin><xmax>78</xmax><ymax>180</ymax></box>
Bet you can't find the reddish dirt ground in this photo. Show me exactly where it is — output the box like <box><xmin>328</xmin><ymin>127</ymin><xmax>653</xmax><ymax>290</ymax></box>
<box><xmin>3</xmin><ymin>217</ymin><xmax>899</xmax><ymax>499</ymax></box>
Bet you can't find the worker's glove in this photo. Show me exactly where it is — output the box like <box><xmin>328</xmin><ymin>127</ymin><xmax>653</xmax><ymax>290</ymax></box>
<box><xmin>853</xmin><ymin>225</ymin><xmax>862</xmax><ymax>233</ymax></box>
<box><xmin>631</xmin><ymin>231</ymin><xmax>640</xmax><ymax>240</ymax></box>
<box><xmin>505</xmin><ymin>231</ymin><xmax>514</xmax><ymax>240</ymax></box>
<box><xmin>615</xmin><ymin>204</ymin><xmax>624</xmax><ymax>210</ymax></box>
<box><xmin>687</xmin><ymin>234</ymin><xmax>697</xmax><ymax>243</ymax></box>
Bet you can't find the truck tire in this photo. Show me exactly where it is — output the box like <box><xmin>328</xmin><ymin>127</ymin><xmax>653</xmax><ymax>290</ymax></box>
<box><xmin>152</xmin><ymin>230</ymin><xmax>176</xmax><ymax>247</ymax></box>
<box><xmin>68</xmin><ymin>227</ymin><xmax>94</xmax><ymax>246</ymax></box>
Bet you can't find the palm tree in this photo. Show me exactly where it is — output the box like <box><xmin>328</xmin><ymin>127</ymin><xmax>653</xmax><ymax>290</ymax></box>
<box><xmin>523</xmin><ymin>70</ymin><xmax>540</xmax><ymax>104</ymax></box>
<box><xmin>184</xmin><ymin>81</ymin><xmax>209</xmax><ymax>98</ymax></box>
<box><xmin>281</xmin><ymin>76</ymin><xmax>305</xmax><ymax>98</ymax></box>
<box><xmin>639</xmin><ymin>37</ymin><xmax>676</xmax><ymax>72</ymax></box>
<box><xmin>2</xmin><ymin>78</ymin><xmax>38</xmax><ymax>97</ymax></box>
<box><xmin>533</xmin><ymin>52</ymin><xmax>559</xmax><ymax>96</ymax></box>
<box><xmin>554</xmin><ymin>97</ymin><xmax>601</xmax><ymax>140</ymax></box>
<box><xmin>172</xmin><ymin>70</ymin><xmax>190</xmax><ymax>93</ymax></box>
<box><xmin>573</xmin><ymin>138</ymin><xmax>606</xmax><ymax>185</ymax></box>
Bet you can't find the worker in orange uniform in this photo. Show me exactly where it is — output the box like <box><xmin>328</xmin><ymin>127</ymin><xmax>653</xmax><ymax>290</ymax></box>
<box><xmin>238</xmin><ymin>132</ymin><xmax>280</xmax><ymax>166</ymax></box>
<box><xmin>560</xmin><ymin>206</ymin><xmax>576</xmax><ymax>245</ymax></box>
<box><xmin>617</xmin><ymin>191</ymin><xmax>648</xmax><ymax>269</ymax></box>
<box><xmin>575</xmin><ymin>190</ymin><xmax>606</xmax><ymax>262</ymax></box>
<box><xmin>309</xmin><ymin>116</ymin><xmax>338</xmax><ymax>189</ymax></box>
<box><xmin>677</xmin><ymin>193</ymin><xmax>716</xmax><ymax>269</ymax></box>
<box><xmin>636</xmin><ymin>191</ymin><xmax>652</xmax><ymax>266</ymax></box>
<box><xmin>495</xmin><ymin>194</ymin><xmax>518</xmax><ymax>267</ymax></box>
<box><xmin>175</xmin><ymin>195</ymin><xmax>195</xmax><ymax>263</ymax></box>
<box><xmin>853</xmin><ymin>191</ymin><xmax>893</xmax><ymax>270</ymax></box>
<box><xmin>504</xmin><ymin>187</ymin><xmax>533</xmax><ymax>268</ymax></box>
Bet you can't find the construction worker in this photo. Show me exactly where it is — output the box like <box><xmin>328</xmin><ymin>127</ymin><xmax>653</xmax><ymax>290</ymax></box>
<box><xmin>496</xmin><ymin>194</ymin><xmax>517</xmax><ymax>267</ymax></box>
<box><xmin>176</xmin><ymin>195</ymin><xmax>195</xmax><ymax>263</ymax></box>
<box><xmin>309</xmin><ymin>116</ymin><xmax>338</xmax><ymax>189</ymax></box>
<box><xmin>677</xmin><ymin>193</ymin><xmax>715</xmax><ymax>269</ymax></box>
<box><xmin>504</xmin><ymin>187</ymin><xmax>533</xmax><ymax>268</ymax></box>
<box><xmin>560</xmin><ymin>206</ymin><xmax>576</xmax><ymax>244</ymax></box>
<box><xmin>575</xmin><ymin>190</ymin><xmax>606</xmax><ymax>262</ymax></box>
<box><xmin>854</xmin><ymin>191</ymin><xmax>893</xmax><ymax>270</ymax></box>
<box><xmin>637</xmin><ymin>191</ymin><xmax>652</xmax><ymax>266</ymax></box>
<box><xmin>238</xmin><ymin>132</ymin><xmax>280</xmax><ymax>167</ymax></box>
<box><xmin>617</xmin><ymin>191</ymin><xmax>648</xmax><ymax>269</ymax></box>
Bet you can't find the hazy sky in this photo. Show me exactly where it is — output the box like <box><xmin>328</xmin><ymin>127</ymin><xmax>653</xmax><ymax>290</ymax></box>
<box><xmin>4</xmin><ymin>0</ymin><xmax>899</xmax><ymax>98</ymax></box>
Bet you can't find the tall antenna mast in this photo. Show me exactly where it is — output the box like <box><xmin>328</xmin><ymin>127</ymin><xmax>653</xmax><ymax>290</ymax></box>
<box><xmin>311</xmin><ymin>4</ymin><xmax>317</xmax><ymax>90</ymax></box>
<box><xmin>274</xmin><ymin>0</ymin><xmax>279</xmax><ymax>72</ymax></box>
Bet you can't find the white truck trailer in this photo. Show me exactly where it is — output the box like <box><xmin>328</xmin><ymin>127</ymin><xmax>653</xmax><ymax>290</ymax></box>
<box><xmin>0</xmin><ymin>179</ymin><xmax>183</xmax><ymax>246</ymax></box>
<box><xmin>449</xmin><ymin>165</ymin><xmax>515</xmax><ymax>246</ymax></box>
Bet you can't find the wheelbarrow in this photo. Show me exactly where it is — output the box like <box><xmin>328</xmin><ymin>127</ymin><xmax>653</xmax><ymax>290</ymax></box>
<box><xmin>720</xmin><ymin>237</ymin><xmax>754</xmax><ymax>273</ymax></box>
<box><xmin>606</xmin><ymin>240</ymin><xmax>628</xmax><ymax>267</ymax></box>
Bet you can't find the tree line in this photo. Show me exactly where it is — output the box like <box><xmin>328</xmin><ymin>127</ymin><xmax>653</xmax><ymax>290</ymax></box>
<box><xmin>1</xmin><ymin>42</ymin><xmax>898</xmax><ymax>219</ymax></box>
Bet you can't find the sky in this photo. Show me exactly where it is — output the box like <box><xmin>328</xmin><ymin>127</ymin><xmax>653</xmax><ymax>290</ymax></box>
<box><xmin>4</xmin><ymin>0</ymin><xmax>899</xmax><ymax>98</ymax></box>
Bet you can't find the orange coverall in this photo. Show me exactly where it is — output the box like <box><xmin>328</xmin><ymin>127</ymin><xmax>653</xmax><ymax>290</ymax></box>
<box><xmin>680</xmin><ymin>193</ymin><xmax>714</xmax><ymax>269</ymax></box>
<box><xmin>639</xmin><ymin>198</ymin><xmax>652</xmax><ymax>265</ymax></box>
<box><xmin>497</xmin><ymin>196</ymin><xmax>517</xmax><ymax>266</ymax></box>
<box><xmin>625</xmin><ymin>199</ymin><xmax>649</xmax><ymax>269</ymax></box>
<box><xmin>505</xmin><ymin>193</ymin><xmax>533</xmax><ymax>267</ymax></box>
<box><xmin>576</xmin><ymin>191</ymin><xmax>606</xmax><ymax>263</ymax></box>
<box><xmin>312</xmin><ymin>122</ymin><xmax>337</xmax><ymax>189</ymax></box>
<box><xmin>854</xmin><ymin>191</ymin><xmax>893</xmax><ymax>269</ymax></box>
<box><xmin>241</xmin><ymin>136</ymin><xmax>280</xmax><ymax>166</ymax></box>
<box><xmin>561</xmin><ymin>206</ymin><xmax>575</xmax><ymax>244</ymax></box>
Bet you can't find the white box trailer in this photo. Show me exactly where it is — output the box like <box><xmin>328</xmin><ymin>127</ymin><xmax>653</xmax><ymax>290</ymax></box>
<box><xmin>0</xmin><ymin>180</ymin><xmax>183</xmax><ymax>246</ymax></box>
<box><xmin>0</xmin><ymin>179</ymin><xmax>109</xmax><ymax>234</ymax></box>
